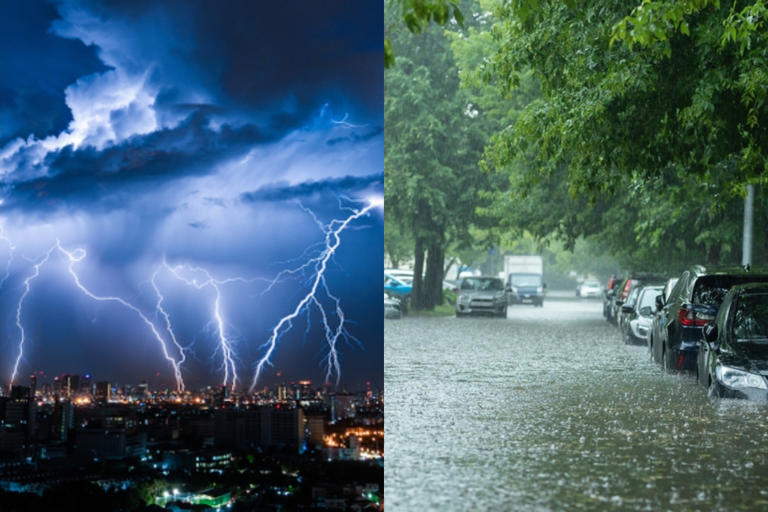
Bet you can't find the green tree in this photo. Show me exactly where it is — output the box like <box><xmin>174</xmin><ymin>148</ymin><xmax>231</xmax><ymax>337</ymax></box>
<box><xmin>385</xmin><ymin>2</ymin><xmax>492</xmax><ymax>309</ymax></box>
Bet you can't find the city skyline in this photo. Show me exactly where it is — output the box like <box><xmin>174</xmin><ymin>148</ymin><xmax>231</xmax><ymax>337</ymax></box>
<box><xmin>0</xmin><ymin>1</ymin><xmax>383</xmax><ymax>391</ymax></box>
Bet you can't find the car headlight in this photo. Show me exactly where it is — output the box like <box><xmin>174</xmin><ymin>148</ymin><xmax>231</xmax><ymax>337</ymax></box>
<box><xmin>537</xmin><ymin>286</ymin><xmax>543</xmax><ymax>293</ymax></box>
<box><xmin>458</xmin><ymin>294</ymin><xmax>469</xmax><ymax>303</ymax></box>
<box><xmin>715</xmin><ymin>365</ymin><xmax>768</xmax><ymax>390</ymax></box>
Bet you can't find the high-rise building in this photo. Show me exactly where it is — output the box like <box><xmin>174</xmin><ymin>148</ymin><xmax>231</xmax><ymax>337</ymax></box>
<box><xmin>29</xmin><ymin>374</ymin><xmax>37</xmax><ymax>399</ymax></box>
<box><xmin>81</xmin><ymin>373</ymin><xmax>93</xmax><ymax>394</ymax></box>
<box><xmin>51</xmin><ymin>397</ymin><xmax>74</xmax><ymax>442</ymax></box>
<box><xmin>95</xmin><ymin>381</ymin><xmax>111</xmax><ymax>404</ymax></box>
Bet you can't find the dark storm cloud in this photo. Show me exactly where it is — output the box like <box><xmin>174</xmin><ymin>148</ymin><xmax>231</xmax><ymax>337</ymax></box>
<box><xmin>0</xmin><ymin>1</ymin><xmax>107</xmax><ymax>145</ymax></box>
<box><xmin>240</xmin><ymin>173</ymin><xmax>383</xmax><ymax>204</ymax></box>
<box><xmin>54</xmin><ymin>0</ymin><xmax>383</xmax><ymax>126</ymax></box>
<box><xmin>2</xmin><ymin>112</ymin><xmax>271</xmax><ymax>212</ymax></box>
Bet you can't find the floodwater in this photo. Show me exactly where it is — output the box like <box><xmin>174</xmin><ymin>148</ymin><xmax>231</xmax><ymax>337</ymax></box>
<box><xmin>385</xmin><ymin>292</ymin><xmax>768</xmax><ymax>511</ymax></box>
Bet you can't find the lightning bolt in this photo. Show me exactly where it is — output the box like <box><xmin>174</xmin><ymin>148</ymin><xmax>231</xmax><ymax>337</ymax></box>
<box><xmin>161</xmin><ymin>261</ymin><xmax>267</xmax><ymax>393</ymax></box>
<box><xmin>10</xmin><ymin>241</ymin><xmax>186</xmax><ymax>391</ymax></box>
<box><xmin>249</xmin><ymin>196</ymin><xmax>382</xmax><ymax>393</ymax></box>
<box><xmin>11</xmin><ymin>245</ymin><xmax>56</xmax><ymax>385</ymax></box>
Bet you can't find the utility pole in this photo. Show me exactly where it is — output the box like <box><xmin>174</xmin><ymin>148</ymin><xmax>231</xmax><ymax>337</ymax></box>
<box><xmin>742</xmin><ymin>184</ymin><xmax>754</xmax><ymax>266</ymax></box>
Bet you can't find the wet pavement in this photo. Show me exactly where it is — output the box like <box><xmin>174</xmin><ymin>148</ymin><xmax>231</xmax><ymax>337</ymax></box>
<box><xmin>385</xmin><ymin>292</ymin><xmax>768</xmax><ymax>511</ymax></box>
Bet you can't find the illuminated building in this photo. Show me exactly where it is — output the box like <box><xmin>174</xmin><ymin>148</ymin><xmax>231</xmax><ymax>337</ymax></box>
<box><xmin>95</xmin><ymin>381</ymin><xmax>111</xmax><ymax>404</ymax></box>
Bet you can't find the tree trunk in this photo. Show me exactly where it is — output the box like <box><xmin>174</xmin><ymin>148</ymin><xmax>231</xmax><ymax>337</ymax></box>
<box><xmin>424</xmin><ymin>241</ymin><xmax>444</xmax><ymax>309</ymax></box>
<box><xmin>411</xmin><ymin>238</ymin><xmax>425</xmax><ymax>310</ymax></box>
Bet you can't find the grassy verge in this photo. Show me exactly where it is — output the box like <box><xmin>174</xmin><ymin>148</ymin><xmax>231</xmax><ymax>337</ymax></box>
<box><xmin>409</xmin><ymin>303</ymin><xmax>455</xmax><ymax>317</ymax></box>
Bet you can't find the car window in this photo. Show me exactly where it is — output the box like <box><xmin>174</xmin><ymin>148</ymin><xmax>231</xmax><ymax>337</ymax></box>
<box><xmin>693</xmin><ymin>275</ymin><xmax>768</xmax><ymax>306</ymax></box>
<box><xmin>669</xmin><ymin>272</ymin><xmax>687</xmax><ymax>302</ymax></box>
<box><xmin>510</xmin><ymin>275</ymin><xmax>541</xmax><ymax>287</ymax></box>
<box><xmin>626</xmin><ymin>286</ymin><xmax>642</xmax><ymax>307</ymax></box>
<box><xmin>732</xmin><ymin>292</ymin><xmax>768</xmax><ymax>343</ymax></box>
<box><xmin>638</xmin><ymin>287</ymin><xmax>662</xmax><ymax>309</ymax></box>
<box><xmin>463</xmin><ymin>278</ymin><xmax>503</xmax><ymax>291</ymax></box>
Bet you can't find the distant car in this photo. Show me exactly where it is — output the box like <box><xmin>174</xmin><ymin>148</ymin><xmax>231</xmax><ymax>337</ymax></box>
<box><xmin>697</xmin><ymin>283</ymin><xmax>768</xmax><ymax>400</ymax></box>
<box><xmin>651</xmin><ymin>265</ymin><xmax>768</xmax><ymax>372</ymax></box>
<box><xmin>507</xmin><ymin>273</ymin><xmax>545</xmax><ymax>307</ymax></box>
<box><xmin>577</xmin><ymin>280</ymin><xmax>602</xmax><ymax>298</ymax></box>
<box><xmin>456</xmin><ymin>276</ymin><xmax>507</xmax><ymax>317</ymax></box>
<box><xmin>620</xmin><ymin>285</ymin><xmax>663</xmax><ymax>345</ymax></box>
<box><xmin>384</xmin><ymin>272</ymin><xmax>412</xmax><ymax>298</ymax></box>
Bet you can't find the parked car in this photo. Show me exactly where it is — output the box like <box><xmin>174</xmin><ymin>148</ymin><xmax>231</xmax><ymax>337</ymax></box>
<box><xmin>384</xmin><ymin>272</ymin><xmax>412</xmax><ymax>298</ymax></box>
<box><xmin>696</xmin><ymin>283</ymin><xmax>768</xmax><ymax>400</ymax></box>
<box><xmin>650</xmin><ymin>265</ymin><xmax>768</xmax><ymax>372</ymax></box>
<box><xmin>611</xmin><ymin>273</ymin><xmax>665</xmax><ymax>326</ymax></box>
<box><xmin>577</xmin><ymin>280</ymin><xmax>602</xmax><ymax>298</ymax></box>
<box><xmin>385</xmin><ymin>268</ymin><xmax>414</xmax><ymax>282</ymax></box>
<box><xmin>617</xmin><ymin>285</ymin><xmax>642</xmax><ymax>336</ymax></box>
<box><xmin>603</xmin><ymin>276</ymin><xmax>623</xmax><ymax>324</ymax></box>
<box><xmin>620</xmin><ymin>285</ymin><xmax>663</xmax><ymax>345</ymax></box>
<box><xmin>456</xmin><ymin>276</ymin><xmax>507</xmax><ymax>317</ymax></box>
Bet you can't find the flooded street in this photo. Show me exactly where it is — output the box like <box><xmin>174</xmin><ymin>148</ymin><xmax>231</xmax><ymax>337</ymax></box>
<box><xmin>385</xmin><ymin>292</ymin><xmax>768</xmax><ymax>511</ymax></box>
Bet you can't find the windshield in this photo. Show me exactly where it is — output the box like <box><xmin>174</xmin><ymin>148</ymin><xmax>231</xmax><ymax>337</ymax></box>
<box><xmin>461</xmin><ymin>277</ymin><xmax>503</xmax><ymax>291</ymax></box>
<box><xmin>510</xmin><ymin>274</ymin><xmax>541</xmax><ymax>287</ymax></box>
<box><xmin>732</xmin><ymin>292</ymin><xmax>768</xmax><ymax>343</ymax></box>
<box><xmin>638</xmin><ymin>287</ymin><xmax>662</xmax><ymax>309</ymax></box>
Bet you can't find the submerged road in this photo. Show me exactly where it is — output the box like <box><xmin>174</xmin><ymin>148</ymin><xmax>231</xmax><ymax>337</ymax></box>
<box><xmin>385</xmin><ymin>292</ymin><xmax>768</xmax><ymax>511</ymax></box>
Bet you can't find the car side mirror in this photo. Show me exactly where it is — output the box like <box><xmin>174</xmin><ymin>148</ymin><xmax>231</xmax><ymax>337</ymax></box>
<box><xmin>543</xmin><ymin>283</ymin><xmax>547</xmax><ymax>289</ymax></box>
<box><xmin>621</xmin><ymin>305</ymin><xmax>633</xmax><ymax>313</ymax></box>
<box><xmin>655</xmin><ymin>295</ymin><xmax>664</xmax><ymax>311</ymax></box>
<box><xmin>703</xmin><ymin>322</ymin><xmax>718</xmax><ymax>344</ymax></box>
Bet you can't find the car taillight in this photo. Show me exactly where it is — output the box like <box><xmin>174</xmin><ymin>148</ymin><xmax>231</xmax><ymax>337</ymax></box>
<box><xmin>621</xmin><ymin>280</ymin><xmax>632</xmax><ymax>299</ymax></box>
<box><xmin>677</xmin><ymin>307</ymin><xmax>714</xmax><ymax>327</ymax></box>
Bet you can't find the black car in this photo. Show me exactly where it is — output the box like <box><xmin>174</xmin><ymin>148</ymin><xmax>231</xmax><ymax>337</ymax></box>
<box><xmin>697</xmin><ymin>283</ymin><xmax>768</xmax><ymax>400</ymax></box>
<box><xmin>650</xmin><ymin>265</ymin><xmax>768</xmax><ymax>372</ymax></box>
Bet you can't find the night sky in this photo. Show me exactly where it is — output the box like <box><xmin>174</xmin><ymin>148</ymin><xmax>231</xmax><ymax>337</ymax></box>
<box><xmin>0</xmin><ymin>0</ymin><xmax>383</xmax><ymax>392</ymax></box>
